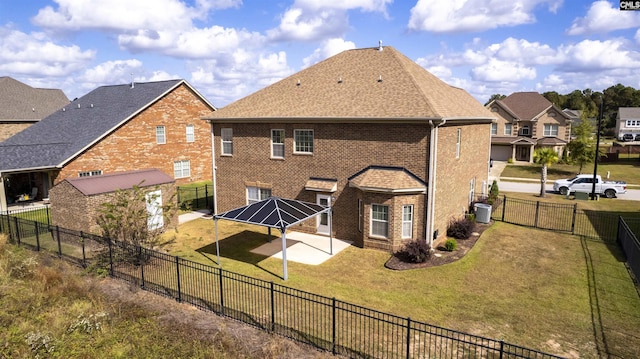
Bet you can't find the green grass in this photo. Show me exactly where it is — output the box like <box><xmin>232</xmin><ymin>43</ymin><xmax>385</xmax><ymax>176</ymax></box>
<box><xmin>8</xmin><ymin>207</ymin><xmax>51</xmax><ymax>225</ymax></box>
<box><xmin>177</xmin><ymin>181</ymin><xmax>213</xmax><ymax>213</ymax></box>
<box><xmin>160</xmin><ymin>219</ymin><xmax>640</xmax><ymax>358</ymax></box>
<box><xmin>501</xmin><ymin>162</ymin><xmax>640</xmax><ymax>185</ymax></box>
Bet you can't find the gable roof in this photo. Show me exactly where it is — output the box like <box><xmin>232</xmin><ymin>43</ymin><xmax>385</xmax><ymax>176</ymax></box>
<box><xmin>618</xmin><ymin>107</ymin><xmax>640</xmax><ymax>119</ymax></box>
<box><xmin>0</xmin><ymin>79</ymin><xmax>214</xmax><ymax>173</ymax></box>
<box><xmin>204</xmin><ymin>46</ymin><xmax>494</xmax><ymax>122</ymax></box>
<box><xmin>493</xmin><ymin>92</ymin><xmax>570</xmax><ymax>122</ymax></box>
<box><xmin>64</xmin><ymin>168</ymin><xmax>174</xmax><ymax>196</ymax></box>
<box><xmin>0</xmin><ymin>77</ymin><xmax>69</xmax><ymax>121</ymax></box>
<box><xmin>348</xmin><ymin>166</ymin><xmax>426</xmax><ymax>193</ymax></box>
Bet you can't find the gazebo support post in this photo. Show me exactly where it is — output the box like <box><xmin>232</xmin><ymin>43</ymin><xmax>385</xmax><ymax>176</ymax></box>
<box><xmin>268</xmin><ymin>227</ymin><xmax>272</xmax><ymax>242</ymax></box>
<box><xmin>329</xmin><ymin>209</ymin><xmax>333</xmax><ymax>255</ymax></box>
<box><xmin>281</xmin><ymin>228</ymin><xmax>288</xmax><ymax>280</ymax></box>
<box><xmin>214</xmin><ymin>218</ymin><xmax>221</xmax><ymax>266</ymax></box>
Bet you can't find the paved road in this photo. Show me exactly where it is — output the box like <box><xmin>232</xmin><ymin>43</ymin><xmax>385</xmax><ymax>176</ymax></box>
<box><xmin>498</xmin><ymin>180</ymin><xmax>640</xmax><ymax>201</ymax></box>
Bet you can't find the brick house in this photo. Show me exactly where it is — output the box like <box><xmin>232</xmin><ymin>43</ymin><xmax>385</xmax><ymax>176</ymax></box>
<box><xmin>0</xmin><ymin>76</ymin><xmax>69</xmax><ymax>142</ymax></box>
<box><xmin>203</xmin><ymin>46</ymin><xmax>495</xmax><ymax>251</ymax></box>
<box><xmin>0</xmin><ymin>79</ymin><xmax>215</xmax><ymax>211</ymax></box>
<box><xmin>49</xmin><ymin>169</ymin><xmax>178</xmax><ymax>235</ymax></box>
<box><xmin>615</xmin><ymin>107</ymin><xmax>640</xmax><ymax>141</ymax></box>
<box><xmin>486</xmin><ymin>92</ymin><xmax>572</xmax><ymax>162</ymax></box>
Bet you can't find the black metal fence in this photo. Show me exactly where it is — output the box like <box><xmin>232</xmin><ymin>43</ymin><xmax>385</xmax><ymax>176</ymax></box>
<box><xmin>177</xmin><ymin>184</ymin><xmax>214</xmax><ymax>211</ymax></box>
<box><xmin>487</xmin><ymin>195</ymin><xmax>629</xmax><ymax>242</ymax></box>
<box><xmin>0</xmin><ymin>214</ymin><xmax>563</xmax><ymax>359</ymax></box>
<box><xmin>618</xmin><ymin>217</ymin><xmax>640</xmax><ymax>282</ymax></box>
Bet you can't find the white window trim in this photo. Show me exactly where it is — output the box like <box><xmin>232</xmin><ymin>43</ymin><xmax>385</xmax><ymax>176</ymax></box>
<box><xmin>521</xmin><ymin>125</ymin><xmax>530</xmax><ymax>136</ymax></box>
<box><xmin>455</xmin><ymin>128</ymin><xmax>461</xmax><ymax>159</ymax></box>
<box><xmin>358</xmin><ymin>199</ymin><xmax>363</xmax><ymax>233</ymax></box>
<box><xmin>625</xmin><ymin>120</ymin><xmax>640</xmax><ymax>128</ymax></box>
<box><xmin>504</xmin><ymin>123</ymin><xmax>512</xmax><ymax>136</ymax></box>
<box><xmin>79</xmin><ymin>170</ymin><xmax>102</xmax><ymax>177</ymax></box>
<box><xmin>246</xmin><ymin>186</ymin><xmax>272</xmax><ymax>205</ymax></box>
<box><xmin>221</xmin><ymin>128</ymin><xmax>233</xmax><ymax>156</ymax></box>
<box><xmin>173</xmin><ymin>160</ymin><xmax>191</xmax><ymax>179</ymax></box>
<box><xmin>401</xmin><ymin>205</ymin><xmax>413</xmax><ymax>239</ymax></box>
<box><xmin>370</xmin><ymin>204</ymin><xmax>389</xmax><ymax>239</ymax></box>
<box><xmin>271</xmin><ymin>129</ymin><xmax>285</xmax><ymax>159</ymax></box>
<box><xmin>490</xmin><ymin>123</ymin><xmax>497</xmax><ymax>135</ymax></box>
<box><xmin>293</xmin><ymin>129</ymin><xmax>314</xmax><ymax>155</ymax></box>
<box><xmin>156</xmin><ymin>126</ymin><xmax>166</xmax><ymax>144</ymax></box>
<box><xmin>186</xmin><ymin>124</ymin><xmax>195</xmax><ymax>143</ymax></box>
<box><xmin>543</xmin><ymin>124</ymin><xmax>559</xmax><ymax>137</ymax></box>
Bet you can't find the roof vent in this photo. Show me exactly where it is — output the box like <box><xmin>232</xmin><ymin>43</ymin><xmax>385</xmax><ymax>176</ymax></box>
<box><xmin>378</xmin><ymin>75</ymin><xmax>383</xmax><ymax>83</ymax></box>
<box><xmin>338</xmin><ymin>77</ymin><xmax>342</xmax><ymax>84</ymax></box>
<box><xmin>90</xmin><ymin>103</ymin><xmax>94</xmax><ymax>108</ymax></box>
<box><xmin>296</xmin><ymin>79</ymin><xmax>301</xmax><ymax>86</ymax></box>
<box><xmin>77</xmin><ymin>103</ymin><xmax>81</xmax><ymax>109</ymax></box>
<box><xmin>32</xmin><ymin>108</ymin><xmax>35</xmax><ymax>112</ymax></box>
<box><xmin>62</xmin><ymin>108</ymin><xmax>66</xmax><ymax>112</ymax></box>
<box><xmin>378</xmin><ymin>40</ymin><xmax>383</xmax><ymax>51</ymax></box>
<box><xmin>130</xmin><ymin>73</ymin><xmax>134</xmax><ymax>89</ymax></box>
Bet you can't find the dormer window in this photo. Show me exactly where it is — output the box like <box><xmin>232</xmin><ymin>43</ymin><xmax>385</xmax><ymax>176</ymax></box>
<box><xmin>521</xmin><ymin>125</ymin><xmax>530</xmax><ymax>136</ymax></box>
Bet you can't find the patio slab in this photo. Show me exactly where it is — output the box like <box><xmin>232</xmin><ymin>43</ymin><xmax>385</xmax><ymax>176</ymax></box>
<box><xmin>250</xmin><ymin>231</ymin><xmax>352</xmax><ymax>265</ymax></box>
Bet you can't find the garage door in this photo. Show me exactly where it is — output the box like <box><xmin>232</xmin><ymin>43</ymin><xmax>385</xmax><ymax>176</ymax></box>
<box><xmin>491</xmin><ymin>145</ymin><xmax>511</xmax><ymax>161</ymax></box>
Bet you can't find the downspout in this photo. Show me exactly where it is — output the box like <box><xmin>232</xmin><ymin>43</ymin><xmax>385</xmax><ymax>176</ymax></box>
<box><xmin>426</xmin><ymin>119</ymin><xmax>446</xmax><ymax>248</ymax></box>
<box><xmin>0</xmin><ymin>172</ymin><xmax>6</xmax><ymax>212</ymax></box>
<box><xmin>210</xmin><ymin>122</ymin><xmax>218</xmax><ymax>214</ymax></box>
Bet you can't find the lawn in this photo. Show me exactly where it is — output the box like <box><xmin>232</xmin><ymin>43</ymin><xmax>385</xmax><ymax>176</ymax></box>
<box><xmin>161</xmin><ymin>219</ymin><xmax>640</xmax><ymax>358</ymax></box>
<box><xmin>500</xmin><ymin>162</ymin><xmax>640</xmax><ymax>185</ymax></box>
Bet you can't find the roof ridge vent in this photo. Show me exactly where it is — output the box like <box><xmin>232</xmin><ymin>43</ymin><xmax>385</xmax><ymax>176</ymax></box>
<box><xmin>378</xmin><ymin>40</ymin><xmax>383</xmax><ymax>51</ymax></box>
<box><xmin>77</xmin><ymin>103</ymin><xmax>80</xmax><ymax>109</ymax></box>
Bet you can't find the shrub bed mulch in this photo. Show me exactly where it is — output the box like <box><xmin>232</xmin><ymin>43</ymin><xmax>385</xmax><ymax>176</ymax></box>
<box><xmin>385</xmin><ymin>221</ymin><xmax>493</xmax><ymax>270</ymax></box>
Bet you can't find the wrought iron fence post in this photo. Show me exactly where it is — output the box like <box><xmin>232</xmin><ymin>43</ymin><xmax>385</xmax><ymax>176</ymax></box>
<box><xmin>13</xmin><ymin>216</ymin><xmax>20</xmax><ymax>245</ymax></box>
<box><xmin>405</xmin><ymin>317</ymin><xmax>411</xmax><ymax>359</ymax></box>
<box><xmin>270</xmin><ymin>282</ymin><xmax>275</xmax><ymax>332</ymax></box>
<box><xmin>218</xmin><ymin>268</ymin><xmax>225</xmax><ymax>314</ymax></box>
<box><xmin>332</xmin><ymin>297</ymin><xmax>337</xmax><ymax>355</ymax></box>
<box><xmin>35</xmin><ymin>222</ymin><xmax>40</xmax><ymax>251</ymax></box>
<box><xmin>108</xmin><ymin>238</ymin><xmax>114</xmax><ymax>277</ymax></box>
<box><xmin>80</xmin><ymin>231</ymin><xmax>86</xmax><ymax>267</ymax></box>
<box><xmin>501</xmin><ymin>195</ymin><xmax>506</xmax><ymax>222</ymax></box>
<box><xmin>46</xmin><ymin>205</ymin><xmax>50</xmax><ymax>226</ymax></box>
<box><xmin>175</xmin><ymin>256</ymin><xmax>182</xmax><ymax>302</ymax></box>
<box><xmin>196</xmin><ymin>187</ymin><xmax>200</xmax><ymax>209</ymax></box>
<box><xmin>499</xmin><ymin>339</ymin><xmax>504</xmax><ymax>359</ymax></box>
<box><xmin>571</xmin><ymin>204</ymin><xmax>577</xmax><ymax>234</ymax></box>
<box><xmin>205</xmin><ymin>185</ymin><xmax>209</xmax><ymax>210</ymax></box>
<box><xmin>55</xmin><ymin>225</ymin><xmax>61</xmax><ymax>257</ymax></box>
<box><xmin>534</xmin><ymin>201</ymin><xmax>540</xmax><ymax>228</ymax></box>
<box><xmin>140</xmin><ymin>246</ymin><xmax>145</xmax><ymax>289</ymax></box>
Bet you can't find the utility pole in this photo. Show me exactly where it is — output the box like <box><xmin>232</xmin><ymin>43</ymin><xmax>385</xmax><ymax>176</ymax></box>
<box><xmin>591</xmin><ymin>96</ymin><xmax>603</xmax><ymax>200</ymax></box>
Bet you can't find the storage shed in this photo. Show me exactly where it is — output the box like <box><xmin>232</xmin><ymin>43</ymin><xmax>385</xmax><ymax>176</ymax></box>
<box><xmin>49</xmin><ymin>169</ymin><xmax>178</xmax><ymax>235</ymax></box>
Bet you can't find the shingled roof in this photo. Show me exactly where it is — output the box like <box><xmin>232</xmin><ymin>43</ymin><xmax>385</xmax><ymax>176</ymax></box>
<box><xmin>204</xmin><ymin>46</ymin><xmax>494</xmax><ymax>121</ymax></box>
<box><xmin>0</xmin><ymin>77</ymin><xmax>69</xmax><ymax>121</ymax></box>
<box><xmin>0</xmin><ymin>79</ymin><xmax>209</xmax><ymax>173</ymax></box>
<box><xmin>493</xmin><ymin>92</ymin><xmax>571</xmax><ymax>122</ymax></box>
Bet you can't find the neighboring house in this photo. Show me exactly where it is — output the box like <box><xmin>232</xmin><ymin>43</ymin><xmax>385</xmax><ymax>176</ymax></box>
<box><xmin>203</xmin><ymin>45</ymin><xmax>495</xmax><ymax>252</ymax></box>
<box><xmin>0</xmin><ymin>76</ymin><xmax>69</xmax><ymax>141</ymax></box>
<box><xmin>487</xmin><ymin>92</ymin><xmax>572</xmax><ymax>162</ymax></box>
<box><xmin>49</xmin><ymin>169</ymin><xmax>178</xmax><ymax>235</ymax></box>
<box><xmin>0</xmin><ymin>79</ymin><xmax>216</xmax><ymax>211</ymax></box>
<box><xmin>615</xmin><ymin>107</ymin><xmax>640</xmax><ymax>141</ymax></box>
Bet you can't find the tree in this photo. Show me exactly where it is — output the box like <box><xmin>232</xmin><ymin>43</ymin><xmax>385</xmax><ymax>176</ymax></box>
<box><xmin>484</xmin><ymin>94</ymin><xmax>506</xmax><ymax>106</ymax></box>
<box><xmin>566</xmin><ymin>116</ymin><xmax>597</xmax><ymax>174</ymax></box>
<box><xmin>533</xmin><ymin>148</ymin><xmax>559</xmax><ymax>198</ymax></box>
<box><xmin>96</xmin><ymin>183</ymin><xmax>177</xmax><ymax>248</ymax></box>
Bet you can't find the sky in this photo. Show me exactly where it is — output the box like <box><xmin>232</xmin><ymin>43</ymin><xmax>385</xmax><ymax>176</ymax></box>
<box><xmin>1</xmin><ymin>0</ymin><xmax>640</xmax><ymax>108</ymax></box>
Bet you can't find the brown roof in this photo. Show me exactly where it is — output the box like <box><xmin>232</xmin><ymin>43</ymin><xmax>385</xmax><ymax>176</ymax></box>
<box><xmin>491</xmin><ymin>136</ymin><xmax>537</xmax><ymax>145</ymax></box>
<box><xmin>204</xmin><ymin>46</ymin><xmax>494</xmax><ymax>122</ymax></box>
<box><xmin>0</xmin><ymin>77</ymin><xmax>68</xmax><ymax>121</ymax></box>
<box><xmin>348</xmin><ymin>166</ymin><xmax>426</xmax><ymax>193</ymax></box>
<box><xmin>304</xmin><ymin>177</ymin><xmax>338</xmax><ymax>192</ymax></box>
<box><xmin>65</xmin><ymin>169</ymin><xmax>174</xmax><ymax>196</ymax></box>
<box><xmin>497</xmin><ymin>92</ymin><xmax>552</xmax><ymax>120</ymax></box>
<box><xmin>537</xmin><ymin>137</ymin><xmax>567</xmax><ymax>145</ymax></box>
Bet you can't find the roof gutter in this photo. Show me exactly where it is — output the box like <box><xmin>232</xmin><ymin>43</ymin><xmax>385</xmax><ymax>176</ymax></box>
<box><xmin>201</xmin><ymin>116</ymin><xmax>494</xmax><ymax>125</ymax></box>
<box><xmin>426</xmin><ymin>118</ymin><xmax>447</xmax><ymax>248</ymax></box>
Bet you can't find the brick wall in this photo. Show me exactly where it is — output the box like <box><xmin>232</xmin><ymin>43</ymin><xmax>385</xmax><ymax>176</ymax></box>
<box><xmin>432</xmin><ymin>123</ymin><xmax>490</xmax><ymax>245</ymax></box>
<box><xmin>0</xmin><ymin>122</ymin><xmax>32</xmax><ymax>142</ymax></box>
<box><xmin>50</xmin><ymin>181</ymin><xmax>178</xmax><ymax>236</ymax></box>
<box><xmin>57</xmin><ymin>84</ymin><xmax>213</xmax><ymax>185</ymax></box>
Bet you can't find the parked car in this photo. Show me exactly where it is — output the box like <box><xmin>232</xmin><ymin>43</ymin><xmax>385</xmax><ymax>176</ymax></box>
<box><xmin>635</xmin><ymin>134</ymin><xmax>640</xmax><ymax>141</ymax></box>
<box><xmin>622</xmin><ymin>133</ymin><xmax>634</xmax><ymax>142</ymax></box>
<box><xmin>553</xmin><ymin>174</ymin><xmax>627</xmax><ymax>198</ymax></box>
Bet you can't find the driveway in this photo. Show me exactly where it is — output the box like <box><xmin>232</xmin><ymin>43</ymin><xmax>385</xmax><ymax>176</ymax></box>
<box><xmin>498</xmin><ymin>180</ymin><xmax>640</xmax><ymax>201</ymax></box>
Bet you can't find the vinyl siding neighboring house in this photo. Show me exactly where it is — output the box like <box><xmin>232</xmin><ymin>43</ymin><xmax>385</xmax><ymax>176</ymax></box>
<box><xmin>616</xmin><ymin>107</ymin><xmax>640</xmax><ymax>141</ymax></box>
<box><xmin>203</xmin><ymin>46</ymin><xmax>495</xmax><ymax>252</ymax></box>
<box><xmin>0</xmin><ymin>79</ymin><xmax>216</xmax><ymax>212</ymax></box>
<box><xmin>0</xmin><ymin>77</ymin><xmax>69</xmax><ymax>142</ymax></box>
<box><xmin>487</xmin><ymin>92</ymin><xmax>572</xmax><ymax>162</ymax></box>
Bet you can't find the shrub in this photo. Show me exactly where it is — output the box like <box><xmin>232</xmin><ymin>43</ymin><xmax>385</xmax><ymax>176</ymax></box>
<box><xmin>444</xmin><ymin>239</ymin><xmax>457</xmax><ymax>251</ymax></box>
<box><xmin>488</xmin><ymin>179</ymin><xmax>499</xmax><ymax>205</ymax></box>
<box><xmin>395</xmin><ymin>239</ymin><xmax>432</xmax><ymax>263</ymax></box>
<box><xmin>447</xmin><ymin>217</ymin><xmax>474</xmax><ymax>239</ymax></box>
<box><xmin>507</xmin><ymin>157</ymin><xmax>514</xmax><ymax>163</ymax></box>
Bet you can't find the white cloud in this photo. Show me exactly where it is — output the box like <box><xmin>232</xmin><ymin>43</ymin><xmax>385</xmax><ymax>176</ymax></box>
<box><xmin>81</xmin><ymin>59</ymin><xmax>144</xmax><ymax>83</ymax></box>
<box><xmin>567</xmin><ymin>0</ymin><xmax>640</xmax><ymax>35</ymax></box>
<box><xmin>408</xmin><ymin>0</ymin><xmax>563</xmax><ymax>33</ymax></box>
<box><xmin>302</xmin><ymin>38</ymin><xmax>356</xmax><ymax>67</ymax></box>
<box><xmin>556</xmin><ymin>39</ymin><xmax>640</xmax><ymax>71</ymax></box>
<box><xmin>296</xmin><ymin>0</ymin><xmax>393</xmax><ymax>13</ymax></box>
<box><xmin>0</xmin><ymin>26</ymin><xmax>95</xmax><ymax>77</ymax></box>
<box><xmin>471</xmin><ymin>58</ymin><xmax>537</xmax><ymax>82</ymax></box>
<box><xmin>485</xmin><ymin>37</ymin><xmax>558</xmax><ymax>65</ymax></box>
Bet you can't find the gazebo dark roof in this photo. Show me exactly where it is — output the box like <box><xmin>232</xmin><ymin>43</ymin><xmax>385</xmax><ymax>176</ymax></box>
<box><xmin>214</xmin><ymin>197</ymin><xmax>329</xmax><ymax>230</ymax></box>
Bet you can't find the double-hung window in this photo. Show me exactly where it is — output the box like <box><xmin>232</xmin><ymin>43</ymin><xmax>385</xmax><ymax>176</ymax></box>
<box><xmin>271</xmin><ymin>129</ymin><xmax>285</xmax><ymax>158</ymax></box>
<box><xmin>543</xmin><ymin>124</ymin><xmax>558</xmax><ymax>136</ymax></box>
<box><xmin>173</xmin><ymin>160</ymin><xmax>190</xmax><ymax>178</ymax></box>
<box><xmin>371</xmin><ymin>204</ymin><xmax>389</xmax><ymax>238</ymax></box>
<box><xmin>247</xmin><ymin>186</ymin><xmax>271</xmax><ymax>204</ymax></box>
<box><xmin>294</xmin><ymin>129</ymin><xmax>314</xmax><ymax>154</ymax></box>
<box><xmin>79</xmin><ymin>170</ymin><xmax>102</xmax><ymax>177</ymax></box>
<box><xmin>156</xmin><ymin>126</ymin><xmax>166</xmax><ymax>144</ymax></box>
<box><xmin>221</xmin><ymin>128</ymin><xmax>233</xmax><ymax>155</ymax></box>
<box><xmin>455</xmin><ymin>128</ymin><xmax>461</xmax><ymax>158</ymax></box>
<box><xmin>186</xmin><ymin>124</ymin><xmax>195</xmax><ymax>143</ymax></box>
<box><xmin>490</xmin><ymin>123</ymin><xmax>497</xmax><ymax>135</ymax></box>
<box><xmin>504</xmin><ymin>123</ymin><xmax>512</xmax><ymax>135</ymax></box>
<box><xmin>402</xmin><ymin>205</ymin><xmax>413</xmax><ymax>239</ymax></box>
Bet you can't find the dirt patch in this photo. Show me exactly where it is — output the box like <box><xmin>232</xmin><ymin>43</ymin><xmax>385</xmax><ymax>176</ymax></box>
<box><xmin>385</xmin><ymin>221</ymin><xmax>492</xmax><ymax>270</ymax></box>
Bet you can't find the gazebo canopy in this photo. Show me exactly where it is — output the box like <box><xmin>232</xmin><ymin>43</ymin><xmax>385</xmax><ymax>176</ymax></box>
<box><xmin>213</xmin><ymin>197</ymin><xmax>329</xmax><ymax>230</ymax></box>
<box><xmin>212</xmin><ymin>197</ymin><xmax>332</xmax><ymax>280</ymax></box>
